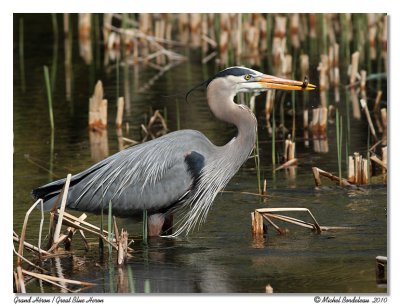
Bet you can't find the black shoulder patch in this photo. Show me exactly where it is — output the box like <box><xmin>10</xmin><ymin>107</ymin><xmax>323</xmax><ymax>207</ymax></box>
<box><xmin>184</xmin><ymin>151</ymin><xmax>205</xmax><ymax>181</ymax></box>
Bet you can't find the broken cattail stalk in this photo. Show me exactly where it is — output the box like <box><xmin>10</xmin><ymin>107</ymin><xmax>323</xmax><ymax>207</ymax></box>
<box><xmin>117</xmin><ymin>229</ymin><xmax>129</xmax><ymax>265</ymax></box>
<box><xmin>382</xmin><ymin>146</ymin><xmax>387</xmax><ymax>174</ymax></box>
<box><xmin>319</xmin><ymin>55</ymin><xmax>329</xmax><ymax>106</ymax></box>
<box><xmin>312</xmin><ymin>167</ymin><xmax>351</xmax><ymax>187</ymax></box>
<box><xmin>350</xmin><ymin>51</ymin><xmax>360</xmax><ymax>87</ymax></box>
<box><xmin>350</xmin><ymin>89</ymin><xmax>361</xmax><ymax>119</ymax></box>
<box><xmin>116</xmin><ymin>97</ymin><xmax>124</xmax><ymax>128</ymax></box>
<box><xmin>78</xmin><ymin>13</ymin><xmax>92</xmax><ymax>64</ymax></box>
<box><xmin>368</xmin><ymin>14</ymin><xmax>377</xmax><ymax>60</ymax></box>
<box><xmin>360</xmin><ymin>70</ymin><xmax>367</xmax><ymax>100</ymax></box>
<box><xmin>361</xmin><ymin>158</ymin><xmax>369</xmax><ymax>184</ymax></box>
<box><xmin>256</xmin><ymin>207</ymin><xmax>322</xmax><ymax>233</ymax></box>
<box><xmin>251</xmin><ymin>210</ymin><xmax>264</xmax><ymax>235</ymax></box>
<box><xmin>265</xmin><ymin>90</ymin><xmax>275</xmax><ymax>134</ymax></box>
<box><xmin>263</xmin><ymin>179</ymin><xmax>267</xmax><ymax>195</ymax></box>
<box><xmin>290</xmin><ymin>13</ymin><xmax>300</xmax><ymax>49</ymax></box>
<box><xmin>300</xmin><ymin>54</ymin><xmax>309</xmax><ymax>78</ymax></box>
<box><xmin>348</xmin><ymin>152</ymin><xmax>370</xmax><ymax>185</ymax></box>
<box><xmin>282</xmin><ymin>54</ymin><xmax>292</xmax><ymax>78</ymax></box>
<box><xmin>319</xmin><ymin>107</ymin><xmax>328</xmax><ymax>135</ymax></box>
<box><xmin>311</xmin><ymin>108</ymin><xmax>320</xmax><ymax>137</ymax></box>
<box><xmin>190</xmin><ymin>13</ymin><xmax>202</xmax><ymax>48</ymax></box>
<box><xmin>52</xmin><ymin>174</ymin><xmax>72</xmax><ymax>249</ymax></box>
<box><xmin>13</xmin><ymin>245</ymin><xmax>48</xmax><ymax>273</ymax></box>
<box><xmin>360</xmin><ymin>99</ymin><xmax>378</xmax><ymax>141</ymax></box>
<box><xmin>375</xmin><ymin>256</ymin><xmax>387</xmax><ymax>282</ymax></box>
<box><xmin>370</xmin><ymin>155</ymin><xmax>387</xmax><ymax>171</ymax></box>
<box><xmin>373</xmin><ymin>91</ymin><xmax>383</xmax><ymax>133</ymax></box>
<box><xmin>275</xmin><ymin>158</ymin><xmax>298</xmax><ymax>171</ymax></box>
<box><xmin>13</xmin><ymin>236</ymin><xmax>51</xmax><ymax>256</ymax></box>
<box><xmin>348</xmin><ymin>156</ymin><xmax>355</xmax><ymax>183</ymax></box>
<box><xmin>272</xmin><ymin>15</ymin><xmax>287</xmax><ymax>65</ymax></box>
<box><xmin>381</xmin><ymin>108</ymin><xmax>387</xmax><ymax>131</ymax></box>
<box><xmin>17</xmin><ymin>199</ymin><xmax>43</xmax><ymax>266</ymax></box>
<box><xmin>49</xmin><ymin>213</ymin><xmax>87</xmax><ymax>252</ymax></box>
<box><xmin>303</xmin><ymin>109</ymin><xmax>309</xmax><ymax>146</ymax></box>
<box><xmin>312</xmin><ymin>167</ymin><xmax>322</xmax><ymax>186</ymax></box>
<box><xmin>381</xmin><ymin>15</ymin><xmax>387</xmax><ymax>71</ymax></box>
<box><xmin>89</xmin><ymin>80</ymin><xmax>108</xmax><ymax>130</ymax></box>
<box><xmin>354</xmin><ymin>152</ymin><xmax>361</xmax><ymax>184</ymax></box>
<box><xmin>288</xmin><ymin>141</ymin><xmax>295</xmax><ymax>161</ymax></box>
<box><xmin>16</xmin><ymin>266</ymin><xmax>26</xmax><ymax>293</ymax></box>
<box><xmin>22</xmin><ymin>269</ymin><xmax>95</xmax><ymax>288</ymax></box>
<box><xmin>334</xmin><ymin>67</ymin><xmax>340</xmax><ymax>103</ymax></box>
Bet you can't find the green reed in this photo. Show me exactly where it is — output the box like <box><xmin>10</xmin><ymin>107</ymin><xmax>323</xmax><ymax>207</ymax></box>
<box><xmin>43</xmin><ymin>66</ymin><xmax>54</xmax><ymax>130</ymax></box>
<box><xmin>255</xmin><ymin>133</ymin><xmax>262</xmax><ymax>194</ymax></box>
<box><xmin>142</xmin><ymin>209</ymin><xmax>148</xmax><ymax>245</ymax></box>
<box><xmin>19</xmin><ymin>18</ymin><xmax>25</xmax><ymax>92</ymax></box>
<box><xmin>107</xmin><ymin>200</ymin><xmax>113</xmax><ymax>256</ymax></box>
<box><xmin>272</xmin><ymin>102</ymin><xmax>276</xmax><ymax>167</ymax></box>
<box><xmin>335</xmin><ymin>109</ymin><xmax>343</xmax><ymax>184</ymax></box>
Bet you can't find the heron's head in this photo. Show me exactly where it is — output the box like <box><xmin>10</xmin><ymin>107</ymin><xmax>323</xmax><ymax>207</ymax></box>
<box><xmin>206</xmin><ymin>66</ymin><xmax>316</xmax><ymax>94</ymax></box>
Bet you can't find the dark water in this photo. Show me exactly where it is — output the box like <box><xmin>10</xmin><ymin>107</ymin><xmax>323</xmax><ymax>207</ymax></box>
<box><xmin>13</xmin><ymin>14</ymin><xmax>387</xmax><ymax>293</ymax></box>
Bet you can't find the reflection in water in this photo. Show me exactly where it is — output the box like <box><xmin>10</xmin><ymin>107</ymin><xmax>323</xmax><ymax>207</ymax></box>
<box><xmin>89</xmin><ymin>130</ymin><xmax>109</xmax><ymax>162</ymax></box>
<box><xmin>64</xmin><ymin>14</ymin><xmax>72</xmax><ymax>102</ymax></box>
<box><xmin>79</xmin><ymin>14</ymin><xmax>92</xmax><ymax>65</ymax></box>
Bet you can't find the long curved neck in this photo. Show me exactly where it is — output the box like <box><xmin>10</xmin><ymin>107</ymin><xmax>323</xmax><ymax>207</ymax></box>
<box><xmin>206</xmin><ymin>79</ymin><xmax>257</xmax><ymax>161</ymax></box>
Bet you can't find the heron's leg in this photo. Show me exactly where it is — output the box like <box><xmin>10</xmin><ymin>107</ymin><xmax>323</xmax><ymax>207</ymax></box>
<box><xmin>147</xmin><ymin>213</ymin><xmax>165</xmax><ymax>236</ymax></box>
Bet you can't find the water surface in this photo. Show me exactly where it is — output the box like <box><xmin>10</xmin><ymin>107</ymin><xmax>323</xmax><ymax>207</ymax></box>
<box><xmin>13</xmin><ymin>14</ymin><xmax>387</xmax><ymax>293</ymax></box>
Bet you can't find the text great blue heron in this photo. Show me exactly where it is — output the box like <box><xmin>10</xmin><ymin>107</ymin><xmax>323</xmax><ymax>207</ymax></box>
<box><xmin>32</xmin><ymin>66</ymin><xmax>315</xmax><ymax>237</ymax></box>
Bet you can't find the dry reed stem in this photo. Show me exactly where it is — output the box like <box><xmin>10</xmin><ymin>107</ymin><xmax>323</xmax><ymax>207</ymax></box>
<box><xmin>348</xmin><ymin>156</ymin><xmax>355</xmax><ymax>183</ymax></box>
<box><xmin>381</xmin><ymin>108</ymin><xmax>387</xmax><ymax>130</ymax></box>
<box><xmin>89</xmin><ymin>81</ymin><xmax>107</xmax><ymax>129</ymax></box>
<box><xmin>251</xmin><ymin>211</ymin><xmax>264</xmax><ymax>235</ymax></box>
<box><xmin>350</xmin><ymin>51</ymin><xmax>360</xmax><ymax>87</ymax></box>
<box><xmin>382</xmin><ymin>147</ymin><xmax>387</xmax><ymax>175</ymax></box>
<box><xmin>22</xmin><ymin>269</ymin><xmax>95</xmax><ymax>288</ymax></box>
<box><xmin>13</xmin><ymin>245</ymin><xmax>48</xmax><ymax>273</ymax></box>
<box><xmin>264</xmin><ymin>213</ymin><xmax>315</xmax><ymax>230</ymax></box>
<box><xmin>117</xmin><ymin>229</ymin><xmax>129</xmax><ymax>265</ymax></box>
<box><xmin>201</xmin><ymin>51</ymin><xmax>217</xmax><ymax>64</ymax></box>
<box><xmin>17</xmin><ymin>199</ymin><xmax>43</xmax><ymax>265</ymax></box>
<box><xmin>262</xmin><ymin>214</ymin><xmax>284</xmax><ymax>234</ymax></box>
<box><xmin>370</xmin><ymin>155</ymin><xmax>387</xmax><ymax>170</ymax></box>
<box><xmin>373</xmin><ymin>91</ymin><xmax>383</xmax><ymax>133</ymax></box>
<box><xmin>274</xmin><ymin>158</ymin><xmax>298</xmax><ymax>171</ymax></box>
<box><xmin>48</xmin><ymin>213</ymin><xmax>87</xmax><ymax>253</ymax></box>
<box><xmin>350</xmin><ymin>89</ymin><xmax>361</xmax><ymax>119</ymax></box>
<box><xmin>360</xmin><ymin>99</ymin><xmax>378</xmax><ymax>141</ymax></box>
<box><xmin>13</xmin><ymin>236</ymin><xmax>51</xmax><ymax>256</ymax></box>
<box><xmin>52</xmin><ymin>174</ymin><xmax>72</xmax><ymax>248</ymax></box>
<box><xmin>312</xmin><ymin>167</ymin><xmax>351</xmax><ymax>187</ymax></box>
<box><xmin>256</xmin><ymin>207</ymin><xmax>322</xmax><ymax>233</ymax></box>
<box><xmin>116</xmin><ymin>97</ymin><xmax>124</xmax><ymax>128</ymax></box>
<box><xmin>16</xmin><ymin>266</ymin><xmax>26</xmax><ymax>293</ymax></box>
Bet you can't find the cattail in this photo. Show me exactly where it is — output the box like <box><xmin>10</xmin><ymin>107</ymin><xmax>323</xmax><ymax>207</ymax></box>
<box><xmin>350</xmin><ymin>51</ymin><xmax>360</xmax><ymax>87</ymax></box>
<box><xmin>290</xmin><ymin>13</ymin><xmax>300</xmax><ymax>49</ymax></box>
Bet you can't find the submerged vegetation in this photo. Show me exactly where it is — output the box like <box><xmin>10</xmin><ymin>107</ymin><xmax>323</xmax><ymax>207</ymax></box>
<box><xmin>14</xmin><ymin>13</ymin><xmax>387</xmax><ymax>293</ymax></box>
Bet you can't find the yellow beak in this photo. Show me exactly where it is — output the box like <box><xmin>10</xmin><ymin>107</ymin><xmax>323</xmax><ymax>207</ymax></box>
<box><xmin>256</xmin><ymin>74</ymin><xmax>317</xmax><ymax>91</ymax></box>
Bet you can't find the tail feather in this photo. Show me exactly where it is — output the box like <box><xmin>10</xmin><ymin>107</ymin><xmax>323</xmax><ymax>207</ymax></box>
<box><xmin>31</xmin><ymin>161</ymin><xmax>107</xmax><ymax>210</ymax></box>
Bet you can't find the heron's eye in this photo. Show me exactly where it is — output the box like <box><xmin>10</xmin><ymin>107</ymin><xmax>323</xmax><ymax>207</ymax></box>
<box><xmin>244</xmin><ymin>74</ymin><xmax>251</xmax><ymax>81</ymax></box>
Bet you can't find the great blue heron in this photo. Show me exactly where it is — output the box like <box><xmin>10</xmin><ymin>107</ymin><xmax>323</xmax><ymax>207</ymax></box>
<box><xmin>32</xmin><ymin>66</ymin><xmax>315</xmax><ymax>237</ymax></box>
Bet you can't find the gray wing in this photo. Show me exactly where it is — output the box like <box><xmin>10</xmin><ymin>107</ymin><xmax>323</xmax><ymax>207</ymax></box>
<box><xmin>33</xmin><ymin>130</ymin><xmax>214</xmax><ymax>217</ymax></box>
